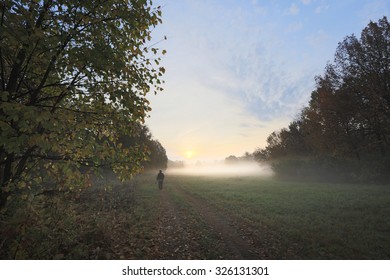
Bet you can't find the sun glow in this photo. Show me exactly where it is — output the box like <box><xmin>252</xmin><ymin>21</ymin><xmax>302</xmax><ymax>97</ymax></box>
<box><xmin>184</xmin><ymin>150</ymin><xmax>195</xmax><ymax>159</ymax></box>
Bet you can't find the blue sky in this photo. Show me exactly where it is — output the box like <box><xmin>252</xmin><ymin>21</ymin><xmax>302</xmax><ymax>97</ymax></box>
<box><xmin>146</xmin><ymin>0</ymin><xmax>390</xmax><ymax>162</ymax></box>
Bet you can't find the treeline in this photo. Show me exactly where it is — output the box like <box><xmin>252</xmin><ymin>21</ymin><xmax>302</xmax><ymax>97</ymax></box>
<box><xmin>119</xmin><ymin>124</ymin><xmax>168</xmax><ymax>171</ymax></box>
<box><xmin>254</xmin><ymin>17</ymin><xmax>390</xmax><ymax>183</ymax></box>
<box><xmin>225</xmin><ymin>152</ymin><xmax>254</xmax><ymax>164</ymax></box>
<box><xmin>0</xmin><ymin>1</ymin><xmax>166</xmax><ymax>209</ymax></box>
<box><xmin>0</xmin><ymin>1</ymin><xmax>168</xmax><ymax>259</ymax></box>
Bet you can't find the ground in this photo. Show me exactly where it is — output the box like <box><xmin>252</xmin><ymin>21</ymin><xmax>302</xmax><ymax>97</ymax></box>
<box><xmin>2</xmin><ymin>173</ymin><xmax>389</xmax><ymax>259</ymax></box>
<box><xmin>146</xmin><ymin>180</ymin><xmax>287</xmax><ymax>259</ymax></box>
<box><xmin>155</xmin><ymin>184</ymin><xmax>258</xmax><ymax>259</ymax></box>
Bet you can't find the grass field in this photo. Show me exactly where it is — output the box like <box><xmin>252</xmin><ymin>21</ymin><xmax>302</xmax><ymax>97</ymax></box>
<box><xmin>156</xmin><ymin>174</ymin><xmax>390</xmax><ymax>259</ymax></box>
<box><xmin>2</xmin><ymin>172</ymin><xmax>389</xmax><ymax>259</ymax></box>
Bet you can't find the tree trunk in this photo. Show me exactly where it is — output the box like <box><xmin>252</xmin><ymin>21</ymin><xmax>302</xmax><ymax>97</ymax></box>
<box><xmin>0</xmin><ymin>153</ymin><xmax>14</xmax><ymax>209</ymax></box>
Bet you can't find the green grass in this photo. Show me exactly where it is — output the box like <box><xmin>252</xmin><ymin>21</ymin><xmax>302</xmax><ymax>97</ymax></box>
<box><xmin>2</xmin><ymin>172</ymin><xmax>388</xmax><ymax>259</ymax></box>
<box><xmin>168</xmin><ymin>174</ymin><xmax>390</xmax><ymax>259</ymax></box>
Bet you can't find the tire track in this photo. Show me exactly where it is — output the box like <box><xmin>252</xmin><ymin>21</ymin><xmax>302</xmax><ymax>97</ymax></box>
<box><xmin>155</xmin><ymin>187</ymin><xmax>206</xmax><ymax>259</ymax></box>
<box><xmin>171</xmin><ymin>184</ymin><xmax>261</xmax><ymax>259</ymax></box>
<box><xmin>155</xmin><ymin>181</ymin><xmax>268</xmax><ymax>259</ymax></box>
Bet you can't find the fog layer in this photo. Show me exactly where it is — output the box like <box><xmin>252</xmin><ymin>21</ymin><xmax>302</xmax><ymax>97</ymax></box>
<box><xmin>168</xmin><ymin>162</ymin><xmax>273</xmax><ymax>177</ymax></box>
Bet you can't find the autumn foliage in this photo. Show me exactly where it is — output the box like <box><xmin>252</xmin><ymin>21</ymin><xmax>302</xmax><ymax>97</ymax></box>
<box><xmin>0</xmin><ymin>1</ymin><xmax>166</xmax><ymax>208</ymax></box>
<box><xmin>255</xmin><ymin>17</ymin><xmax>390</xmax><ymax>182</ymax></box>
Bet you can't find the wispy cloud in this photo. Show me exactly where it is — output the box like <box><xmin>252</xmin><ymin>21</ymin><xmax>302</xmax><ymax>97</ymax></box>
<box><xmin>148</xmin><ymin>0</ymin><xmax>390</xmax><ymax>160</ymax></box>
<box><xmin>149</xmin><ymin>1</ymin><xmax>318</xmax><ymax>151</ymax></box>
<box><xmin>301</xmin><ymin>0</ymin><xmax>312</xmax><ymax>5</ymax></box>
<box><xmin>306</xmin><ymin>29</ymin><xmax>330</xmax><ymax>47</ymax></box>
<box><xmin>286</xmin><ymin>3</ymin><xmax>300</xmax><ymax>15</ymax></box>
<box><xmin>287</xmin><ymin>21</ymin><xmax>304</xmax><ymax>32</ymax></box>
<box><xmin>358</xmin><ymin>0</ymin><xmax>390</xmax><ymax>24</ymax></box>
<box><xmin>315</xmin><ymin>4</ymin><xmax>329</xmax><ymax>14</ymax></box>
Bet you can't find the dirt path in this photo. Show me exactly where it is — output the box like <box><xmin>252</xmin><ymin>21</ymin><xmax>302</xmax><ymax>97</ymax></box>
<box><xmin>154</xmin><ymin>183</ymin><xmax>269</xmax><ymax>259</ymax></box>
<box><xmin>153</xmin><ymin>185</ymin><xmax>206</xmax><ymax>259</ymax></box>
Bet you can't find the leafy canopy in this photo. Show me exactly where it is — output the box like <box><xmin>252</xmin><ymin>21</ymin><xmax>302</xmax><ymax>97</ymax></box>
<box><xmin>0</xmin><ymin>0</ymin><xmax>165</xmax><ymax>205</ymax></box>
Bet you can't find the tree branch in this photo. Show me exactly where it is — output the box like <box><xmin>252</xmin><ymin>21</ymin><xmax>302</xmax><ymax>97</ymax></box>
<box><xmin>0</xmin><ymin>2</ymin><xmax>5</xmax><ymax>90</ymax></box>
<box><xmin>50</xmin><ymin>64</ymin><xmax>87</xmax><ymax>113</ymax></box>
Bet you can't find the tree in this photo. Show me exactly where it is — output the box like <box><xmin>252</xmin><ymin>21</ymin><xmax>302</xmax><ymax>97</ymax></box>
<box><xmin>308</xmin><ymin>17</ymin><xmax>390</xmax><ymax>159</ymax></box>
<box><xmin>255</xmin><ymin>121</ymin><xmax>309</xmax><ymax>161</ymax></box>
<box><xmin>119</xmin><ymin>123</ymin><xmax>168</xmax><ymax>170</ymax></box>
<box><xmin>145</xmin><ymin>139</ymin><xmax>168</xmax><ymax>170</ymax></box>
<box><xmin>225</xmin><ymin>155</ymin><xmax>239</xmax><ymax>164</ymax></box>
<box><xmin>257</xmin><ymin>17</ymin><xmax>390</xmax><ymax>182</ymax></box>
<box><xmin>0</xmin><ymin>0</ymin><xmax>165</xmax><ymax>208</ymax></box>
<box><xmin>309</xmin><ymin>17</ymin><xmax>390</xmax><ymax>159</ymax></box>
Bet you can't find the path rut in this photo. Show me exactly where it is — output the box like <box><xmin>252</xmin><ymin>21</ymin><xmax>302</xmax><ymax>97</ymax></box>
<box><xmin>154</xmin><ymin>183</ymin><xmax>269</xmax><ymax>259</ymax></box>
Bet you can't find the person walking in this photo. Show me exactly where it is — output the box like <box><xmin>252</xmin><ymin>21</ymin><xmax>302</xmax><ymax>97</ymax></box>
<box><xmin>156</xmin><ymin>170</ymin><xmax>165</xmax><ymax>190</ymax></box>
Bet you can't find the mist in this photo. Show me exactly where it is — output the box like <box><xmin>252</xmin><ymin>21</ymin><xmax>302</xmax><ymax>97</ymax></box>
<box><xmin>167</xmin><ymin>161</ymin><xmax>274</xmax><ymax>177</ymax></box>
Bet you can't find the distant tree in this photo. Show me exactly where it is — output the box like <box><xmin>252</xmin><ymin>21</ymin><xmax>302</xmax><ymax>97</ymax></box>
<box><xmin>144</xmin><ymin>139</ymin><xmax>168</xmax><ymax>170</ymax></box>
<box><xmin>241</xmin><ymin>151</ymin><xmax>254</xmax><ymax>162</ymax></box>
<box><xmin>0</xmin><ymin>1</ymin><xmax>165</xmax><ymax>208</ymax></box>
<box><xmin>167</xmin><ymin>160</ymin><xmax>185</xmax><ymax>169</ymax></box>
<box><xmin>117</xmin><ymin>124</ymin><xmax>167</xmax><ymax>171</ymax></box>
<box><xmin>225</xmin><ymin>153</ymin><xmax>256</xmax><ymax>164</ymax></box>
<box><xmin>253</xmin><ymin>148</ymin><xmax>269</xmax><ymax>162</ymax></box>
<box><xmin>225</xmin><ymin>155</ymin><xmax>239</xmax><ymax>164</ymax></box>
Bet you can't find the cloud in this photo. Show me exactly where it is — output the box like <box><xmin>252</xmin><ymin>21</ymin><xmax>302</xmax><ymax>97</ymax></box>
<box><xmin>251</xmin><ymin>0</ymin><xmax>268</xmax><ymax>16</ymax></box>
<box><xmin>286</xmin><ymin>3</ymin><xmax>300</xmax><ymax>15</ymax></box>
<box><xmin>306</xmin><ymin>29</ymin><xmax>331</xmax><ymax>47</ymax></box>
<box><xmin>157</xmin><ymin>0</ymin><xmax>316</xmax><ymax>122</ymax></box>
<box><xmin>287</xmin><ymin>21</ymin><xmax>304</xmax><ymax>32</ymax></box>
<box><xmin>146</xmin><ymin>0</ymin><xmax>390</xmax><ymax>161</ymax></box>
<box><xmin>240</xmin><ymin>123</ymin><xmax>266</xmax><ymax>129</ymax></box>
<box><xmin>358</xmin><ymin>0</ymin><xmax>390</xmax><ymax>24</ymax></box>
<box><xmin>315</xmin><ymin>4</ymin><xmax>329</xmax><ymax>14</ymax></box>
<box><xmin>147</xmin><ymin>0</ymin><xmax>332</xmax><ymax>160</ymax></box>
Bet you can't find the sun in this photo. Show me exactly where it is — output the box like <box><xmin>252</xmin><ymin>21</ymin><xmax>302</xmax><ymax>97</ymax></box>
<box><xmin>184</xmin><ymin>150</ymin><xmax>195</xmax><ymax>159</ymax></box>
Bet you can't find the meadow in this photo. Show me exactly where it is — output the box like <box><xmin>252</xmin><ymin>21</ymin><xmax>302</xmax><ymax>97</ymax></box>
<box><xmin>164</xmin><ymin>174</ymin><xmax>390</xmax><ymax>259</ymax></box>
<box><xmin>1</xmin><ymin>173</ymin><xmax>389</xmax><ymax>259</ymax></box>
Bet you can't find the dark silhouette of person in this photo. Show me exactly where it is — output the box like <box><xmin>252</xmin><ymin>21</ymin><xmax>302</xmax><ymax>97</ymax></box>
<box><xmin>156</xmin><ymin>170</ymin><xmax>165</xmax><ymax>189</ymax></box>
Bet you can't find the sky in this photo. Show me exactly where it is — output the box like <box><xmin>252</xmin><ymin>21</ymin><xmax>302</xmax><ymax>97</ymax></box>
<box><xmin>145</xmin><ymin>0</ymin><xmax>390</xmax><ymax>162</ymax></box>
